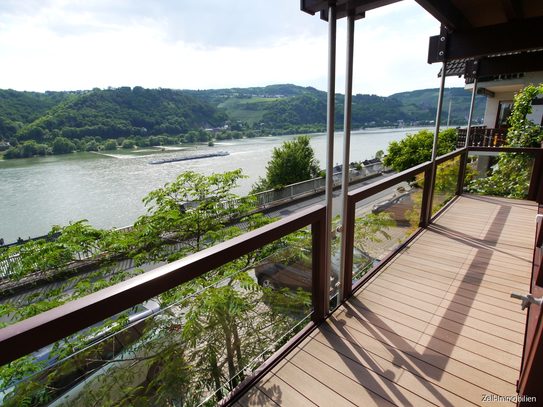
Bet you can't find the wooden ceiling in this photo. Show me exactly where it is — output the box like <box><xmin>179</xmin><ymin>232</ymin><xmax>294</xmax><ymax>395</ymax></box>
<box><xmin>416</xmin><ymin>0</ymin><xmax>543</xmax><ymax>31</ymax></box>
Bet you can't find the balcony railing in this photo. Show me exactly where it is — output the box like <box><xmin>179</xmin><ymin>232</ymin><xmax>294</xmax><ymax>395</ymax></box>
<box><xmin>1</xmin><ymin>145</ymin><xmax>542</xmax><ymax>406</ymax></box>
<box><xmin>457</xmin><ymin>126</ymin><xmax>508</xmax><ymax>148</ymax></box>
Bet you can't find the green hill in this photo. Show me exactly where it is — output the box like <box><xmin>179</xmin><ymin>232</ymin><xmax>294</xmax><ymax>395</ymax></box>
<box><xmin>9</xmin><ymin>87</ymin><xmax>229</xmax><ymax>142</ymax></box>
<box><xmin>0</xmin><ymin>89</ymin><xmax>76</xmax><ymax>140</ymax></box>
<box><xmin>389</xmin><ymin>87</ymin><xmax>486</xmax><ymax>124</ymax></box>
<box><xmin>1</xmin><ymin>84</ymin><xmax>487</xmax><ymax>147</ymax></box>
<box><xmin>185</xmin><ymin>84</ymin><xmax>484</xmax><ymax>128</ymax></box>
<box><xmin>182</xmin><ymin>84</ymin><xmax>324</xmax><ymax>126</ymax></box>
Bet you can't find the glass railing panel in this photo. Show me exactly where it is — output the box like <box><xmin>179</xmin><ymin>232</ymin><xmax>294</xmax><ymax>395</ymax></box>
<box><xmin>432</xmin><ymin>156</ymin><xmax>461</xmax><ymax>215</ymax></box>
<box><xmin>0</xmin><ymin>300</ymin><xmax>167</xmax><ymax>407</ymax></box>
<box><xmin>348</xmin><ymin>176</ymin><xmax>424</xmax><ymax>285</ymax></box>
<box><xmin>465</xmin><ymin>152</ymin><xmax>535</xmax><ymax>199</ymax></box>
<box><xmin>0</xmin><ymin>235</ymin><xmax>315</xmax><ymax>407</ymax></box>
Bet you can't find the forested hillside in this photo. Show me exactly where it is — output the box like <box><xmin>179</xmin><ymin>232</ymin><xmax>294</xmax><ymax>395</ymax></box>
<box><xmin>0</xmin><ymin>84</ymin><xmax>484</xmax><ymax>160</ymax></box>
<box><xmin>185</xmin><ymin>84</ymin><xmax>483</xmax><ymax>129</ymax></box>
<box><xmin>390</xmin><ymin>87</ymin><xmax>486</xmax><ymax>122</ymax></box>
<box><xmin>0</xmin><ymin>89</ymin><xmax>76</xmax><ymax>141</ymax></box>
<box><xmin>11</xmin><ymin>87</ymin><xmax>228</xmax><ymax>142</ymax></box>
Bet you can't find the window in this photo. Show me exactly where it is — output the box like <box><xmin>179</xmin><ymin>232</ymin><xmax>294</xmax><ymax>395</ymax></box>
<box><xmin>496</xmin><ymin>101</ymin><xmax>513</xmax><ymax>128</ymax></box>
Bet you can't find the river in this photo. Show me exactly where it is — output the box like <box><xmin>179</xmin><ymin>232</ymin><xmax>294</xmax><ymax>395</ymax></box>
<box><xmin>0</xmin><ymin>127</ymin><xmax>427</xmax><ymax>244</ymax></box>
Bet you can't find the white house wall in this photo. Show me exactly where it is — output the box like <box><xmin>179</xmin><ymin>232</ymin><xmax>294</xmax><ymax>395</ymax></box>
<box><xmin>475</xmin><ymin>72</ymin><xmax>543</xmax><ymax>127</ymax></box>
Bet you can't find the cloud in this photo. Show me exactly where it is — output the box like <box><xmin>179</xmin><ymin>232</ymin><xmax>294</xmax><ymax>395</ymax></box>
<box><xmin>1</xmin><ymin>0</ymin><xmax>324</xmax><ymax>48</ymax></box>
<box><xmin>0</xmin><ymin>0</ymin><xmax>467</xmax><ymax>95</ymax></box>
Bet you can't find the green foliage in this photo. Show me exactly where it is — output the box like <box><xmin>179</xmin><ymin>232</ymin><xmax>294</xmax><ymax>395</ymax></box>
<box><xmin>85</xmin><ymin>140</ymin><xmax>100</xmax><ymax>151</ymax></box>
<box><xmin>121</xmin><ymin>139</ymin><xmax>136</xmax><ymax>149</ymax></box>
<box><xmin>52</xmin><ymin>137</ymin><xmax>76</xmax><ymax>155</ymax></box>
<box><xmin>133</xmin><ymin>169</ymin><xmax>255</xmax><ymax>263</ymax></box>
<box><xmin>390</xmin><ymin>87</ymin><xmax>487</xmax><ymax>124</ymax></box>
<box><xmin>0</xmin><ymin>166</ymin><xmax>400</xmax><ymax>406</ymax></box>
<box><xmin>252</xmin><ymin>135</ymin><xmax>320</xmax><ymax>192</ymax></box>
<box><xmin>467</xmin><ymin>84</ymin><xmax>543</xmax><ymax>198</ymax></box>
<box><xmin>352</xmin><ymin>213</ymin><xmax>396</xmax><ymax>252</ymax></box>
<box><xmin>2</xmin><ymin>140</ymin><xmax>52</xmax><ymax>159</ymax></box>
<box><xmin>383</xmin><ymin>128</ymin><xmax>457</xmax><ymax>172</ymax></box>
<box><xmin>103</xmin><ymin>139</ymin><xmax>118</xmax><ymax>151</ymax></box>
<box><xmin>12</xmin><ymin>87</ymin><xmax>228</xmax><ymax>144</ymax></box>
<box><xmin>184</xmin><ymin>84</ymin><xmax>476</xmax><ymax>128</ymax></box>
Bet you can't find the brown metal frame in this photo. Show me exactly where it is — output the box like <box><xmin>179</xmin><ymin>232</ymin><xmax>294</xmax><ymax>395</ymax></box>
<box><xmin>0</xmin><ymin>205</ymin><xmax>327</xmax><ymax>367</ymax></box>
<box><xmin>342</xmin><ymin>160</ymin><xmax>433</xmax><ymax>299</ymax></box>
<box><xmin>341</xmin><ymin>146</ymin><xmax>543</xmax><ymax>301</ymax></box>
<box><xmin>517</xmin><ymin>205</ymin><xmax>543</xmax><ymax>404</ymax></box>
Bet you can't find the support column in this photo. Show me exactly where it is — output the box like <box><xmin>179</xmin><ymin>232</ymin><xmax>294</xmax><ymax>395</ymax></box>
<box><xmin>466</xmin><ymin>77</ymin><xmax>478</xmax><ymax>146</ymax></box>
<box><xmin>321</xmin><ymin>1</ymin><xmax>337</xmax><ymax>318</ymax></box>
<box><xmin>457</xmin><ymin>77</ymin><xmax>478</xmax><ymax>194</ymax></box>
<box><xmin>422</xmin><ymin>60</ymin><xmax>447</xmax><ymax>226</ymax></box>
<box><xmin>340</xmin><ymin>11</ymin><xmax>355</xmax><ymax>302</ymax></box>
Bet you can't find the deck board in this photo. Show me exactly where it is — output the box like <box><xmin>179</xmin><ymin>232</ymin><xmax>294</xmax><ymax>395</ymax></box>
<box><xmin>243</xmin><ymin>195</ymin><xmax>537</xmax><ymax>406</ymax></box>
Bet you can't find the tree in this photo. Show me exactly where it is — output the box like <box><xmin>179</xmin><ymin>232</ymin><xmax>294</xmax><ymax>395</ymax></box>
<box><xmin>85</xmin><ymin>140</ymin><xmax>100</xmax><ymax>151</ymax></box>
<box><xmin>103</xmin><ymin>139</ymin><xmax>118</xmax><ymax>151</ymax></box>
<box><xmin>184</xmin><ymin>131</ymin><xmax>197</xmax><ymax>143</ymax></box>
<box><xmin>252</xmin><ymin>135</ymin><xmax>320</xmax><ymax>192</ymax></box>
<box><xmin>20</xmin><ymin>140</ymin><xmax>38</xmax><ymax>158</ymax></box>
<box><xmin>0</xmin><ymin>169</ymin><xmax>311</xmax><ymax>406</ymax></box>
<box><xmin>52</xmin><ymin>137</ymin><xmax>76</xmax><ymax>155</ymax></box>
<box><xmin>121</xmin><ymin>139</ymin><xmax>136</xmax><ymax>149</ymax></box>
<box><xmin>132</xmin><ymin>169</ymin><xmax>257</xmax><ymax>263</ymax></box>
<box><xmin>468</xmin><ymin>84</ymin><xmax>543</xmax><ymax>198</ymax></box>
<box><xmin>383</xmin><ymin>128</ymin><xmax>457</xmax><ymax>172</ymax></box>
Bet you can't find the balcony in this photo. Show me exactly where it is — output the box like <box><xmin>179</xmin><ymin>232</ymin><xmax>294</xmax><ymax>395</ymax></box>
<box><xmin>457</xmin><ymin>127</ymin><xmax>508</xmax><ymax>148</ymax></box>
<box><xmin>237</xmin><ymin>193</ymin><xmax>536</xmax><ymax>406</ymax></box>
<box><xmin>1</xmin><ymin>145</ymin><xmax>542</xmax><ymax>406</ymax></box>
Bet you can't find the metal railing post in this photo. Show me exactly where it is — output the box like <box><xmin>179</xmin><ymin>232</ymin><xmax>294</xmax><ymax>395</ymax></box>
<box><xmin>323</xmin><ymin>1</ymin><xmax>337</xmax><ymax>315</ymax></box>
<box><xmin>340</xmin><ymin>10</ymin><xmax>356</xmax><ymax>302</ymax></box>
<box><xmin>312</xmin><ymin>206</ymin><xmax>328</xmax><ymax>322</ymax></box>
<box><xmin>529</xmin><ymin>149</ymin><xmax>543</xmax><ymax>203</ymax></box>
<box><xmin>424</xmin><ymin>60</ymin><xmax>447</xmax><ymax>225</ymax></box>
<box><xmin>456</xmin><ymin>150</ymin><xmax>468</xmax><ymax>195</ymax></box>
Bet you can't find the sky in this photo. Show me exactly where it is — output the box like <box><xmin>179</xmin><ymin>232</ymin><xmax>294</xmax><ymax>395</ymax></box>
<box><xmin>0</xmin><ymin>0</ymin><xmax>466</xmax><ymax>97</ymax></box>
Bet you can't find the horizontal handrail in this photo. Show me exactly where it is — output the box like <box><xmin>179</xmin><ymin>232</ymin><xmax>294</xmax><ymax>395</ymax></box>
<box><xmin>435</xmin><ymin>148</ymin><xmax>464</xmax><ymax>165</ymax></box>
<box><xmin>0</xmin><ymin>205</ymin><xmax>326</xmax><ymax>367</ymax></box>
<box><xmin>467</xmin><ymin>146</ymin><xmax>543</xmax><ymax>154</ymax></box>
<box><xmin>347</xmin><ymin>160</ymin><xmax>432</xmax><ymax>202</ymax></box>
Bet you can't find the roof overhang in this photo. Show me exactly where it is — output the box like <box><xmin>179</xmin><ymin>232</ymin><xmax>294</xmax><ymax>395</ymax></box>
<box><xmin>300</xmin><ymin>0</ymin><xmax>401</xmax><ymax>21</ymax></box>
<box><xmin>418</xmin><ymin>0</ymin><xmax>543</xmax><ymax>79</ymax></box>
<box><xmin>301</xmin><ymin>1</ymin><xmax>543</xmax><ymax>79</ymax></box>
<box><xmin>428</xmin><ymin>16</ymin><xmax>543</xmax><ymax>64</ymax></box>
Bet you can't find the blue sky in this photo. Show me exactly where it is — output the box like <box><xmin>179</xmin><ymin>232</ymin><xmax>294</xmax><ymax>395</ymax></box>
<box><xmin>0</xmin><ymin>0</ymin><xmax>466</xmax><ymax>96</ymax></box>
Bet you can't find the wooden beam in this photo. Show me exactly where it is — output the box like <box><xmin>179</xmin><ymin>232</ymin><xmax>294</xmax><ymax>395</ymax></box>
<box><xmin>428</xmin><ymin>16</ymin><xmax>543</xmax><ymax>62</ymax></box>
<box><xmin>476</xmin><ymin>52</ymin><xmax>543</xmax><ymax>78</ymax></box>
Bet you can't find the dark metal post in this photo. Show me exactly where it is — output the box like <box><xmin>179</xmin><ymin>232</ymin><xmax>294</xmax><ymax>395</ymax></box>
<box><xmin>323</xmin><ymin>1</ymin><xmax>337</xmax><ymax>315</ymax></box>
<box><xmin>466</xmin><ymin>77</ymin><xmax>478</xmax><ymax>147</ymax></box>
<box><xmin>529</xmin><ymin>149</ymin><xmax>543</xmax><ymax>203</ymax></box>
<box><xmin>457</xmin><ymin>77</ymin><xmax>479</xmax><ymax>195</ymax></box>
<box><xmin>312</xmin><ymin>207</ymin><xmax>327</xmax><ymax>322</ymax></box>
<box><xmin>340</xmin><ymin>11</ymin><xmax>355</xmax><ymax>302</ymax></box>
<box><xmin>422</xmin><ymin>60</ymin><xmax>447</xmax><ymax>226</ymax></box>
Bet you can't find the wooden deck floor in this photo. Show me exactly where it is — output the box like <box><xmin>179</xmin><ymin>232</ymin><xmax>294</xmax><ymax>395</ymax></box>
<box><xmin>237</xmin><ymin>194</ymin><xmax>537</xmax><ymax>407</ymax></box>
